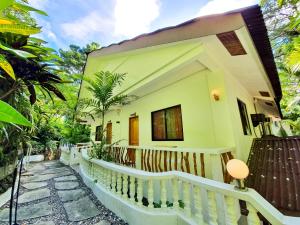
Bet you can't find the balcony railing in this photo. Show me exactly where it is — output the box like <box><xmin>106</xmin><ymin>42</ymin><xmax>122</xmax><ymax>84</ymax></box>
<box><xmin>77</xmin><ymin>148</ymin><xmax>300</xmax><ymax>225</ymax></box>
<box><xmin>108</xmin><ymin>145</ymin><xmax>234</xmax><ymax>183</ymax></box>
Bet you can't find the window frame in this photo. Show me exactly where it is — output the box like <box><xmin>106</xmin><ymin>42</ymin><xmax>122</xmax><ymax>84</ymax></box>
<box><xmin>151</xmin><ymin>104</ymin><xmax>184</xmax><ymax>141</ymax></box>
<box><xmin>237</xmin><ymin>98</ymin><xmax>252</xmax><ymax>136</ymax></box>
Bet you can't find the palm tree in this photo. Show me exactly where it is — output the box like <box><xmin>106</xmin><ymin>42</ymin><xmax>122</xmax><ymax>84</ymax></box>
<box><xmin>84</xmin><ymin>70</ymin><xmax>130</xmax><ymax>141</ymax></box>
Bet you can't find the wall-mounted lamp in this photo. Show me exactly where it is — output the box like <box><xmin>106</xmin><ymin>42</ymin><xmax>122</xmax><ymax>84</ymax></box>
<box><xmin>226</xmin><ymin>159</ymin><xmax>249</xmax><ymax>191</ymax></box>
<box><xmin>211</xmin><ymin>89</ymin><xmax>220</xmax><ymax>101</ymax></box>
<box><xmin>130</xmin><ymin>112</ymin><xmax>137</xmax><ymax>117</ymax></box>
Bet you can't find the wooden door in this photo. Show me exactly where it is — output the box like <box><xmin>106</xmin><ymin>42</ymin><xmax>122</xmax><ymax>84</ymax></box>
<box><xmin>128</xmin><ymin>116</ymin><xmax>139</xmax><ymax>166</ymax></box>
<box><xmin>129</xmin><ymin>116</ymin><xmax>139</xmax><ymax>146</ymax></box>
<box><xmin>106</xmin><ymin>122</ymin><xmax>112</xmax><ymax>144</ymax></box>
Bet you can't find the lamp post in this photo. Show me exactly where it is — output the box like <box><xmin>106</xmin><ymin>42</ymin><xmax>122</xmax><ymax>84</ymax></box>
<box><xmin>226</xmin><ymin>159</ymin><xmax>249</xmax><ymax>191</ymax></box>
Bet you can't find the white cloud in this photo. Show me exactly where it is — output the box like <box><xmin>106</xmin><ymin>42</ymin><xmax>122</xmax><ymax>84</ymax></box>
<box><xmin>198</xmin><ymin>0</ymin><xmax>257</xmax><ymax>16</ymax></box>
<box><xmin>114</xmin><ymin>0</ymin><xmax>160</xmax><ymax>38</ymax></box>
<box><xmin>60</xmin><ymin>11</ymin><xmax>114</xmax><ymax>42</ymax></box>
<box><xmin>28</xmin><ymin>0</ymin><xmax>49</xmax><ymax>10</ymax></box>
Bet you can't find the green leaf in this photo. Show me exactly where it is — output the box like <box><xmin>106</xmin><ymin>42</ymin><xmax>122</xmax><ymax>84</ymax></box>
<box><xmin>0</xmin><ymin>0</ymin><xmax>14</xmax><ymax>11</ymax></box>
<box><xmin>0</xmin><ymin>54</ymin><xmax>15</xmax><ymax>79</ymax></box>
<box><xmin>28</xmin><ymin>37</ymin><xmax>47</xmax><ymax>44</ymax></box>
<box><xmin>12</xmin><ymin>2</ymin><xmax>48</xmax><ymax>16</ymax></box>
<box><xmin>0</xmin><ymin>100</ymin><xmax>32</xmax><ymax>126</ymax></box>
<box><xmin>0</xmin><ymin>24</ymin><xmax>40</xmax><ymax>35</ymax></box>
<box><xmin>277</xmin><ymin>0</ymin><xmax>285</xmax><ymax>7</ymax></box>
<box><xmin>0</xmin><ymin>42</ymin><xmax>36</xmax><ymax>58</ymax></box>
<box><xmin>0</xmin><ymin>18</ymin><xmax>14</xmax><ymax>24</ymax></box>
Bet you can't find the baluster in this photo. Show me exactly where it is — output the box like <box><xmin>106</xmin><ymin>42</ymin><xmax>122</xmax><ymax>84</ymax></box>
<box><xmin>174</xmin><ymin>152</ymin><xmax>178</xmax><ymax>171</ymax></box>
<box><xmin>123</xmin><ymin>175</ymin><xmax>128</xmax><ymax>199</ymax></box>
<box><xmin>183</xmin><ymin>181</ymin><xmax>192</xmax><ymax>217</ymax></box>
<box><xmin>137</xmin><ymin>178</ymin><xmax>143</xmax><ymax>206</ymax></box>
<box><xmin>141</xmin><ymin>149</ymin><xmax>144</xmax><ymax>170</ymax></box>
<box><xmin>172</xmin><ymin>178</ymin><xmax>179</xmax><ymax>209</ymax></box>
<box><xmin>152</xmin><ymin>150</ymin><xmax>155</xmax><ymax>172</ymax></box>
<box><xmin>99</xmin><ymin>166</ymin><xmax>104</xmax><ymax>185</ymax></box>
<box><xmin>200</xmin><ymin>153</ymin><xmax>205</xmax><ymax>177</ymax></box>
<box><xmin>102</xmin><ymin>168</ymin><xmax>107</xmax><ymax>188</ymax></box>
<box><xmin>164</xmin><ymin>151</ymin><xmax>167</xmax><ymax>171</ymax></box>
<box><xmin>117</xmin><ymin>173</ymin><xmax>122</xmax><ymax>195</ymax></box>
<box><xmin>169</xmin><ymin>151</ymin><xmax>172</xmax><ymax>171</ymax></box>
<box><xmin>224</xmin><ymin>196</ymin><xmax>239</xmax><ymax>225</ymax></box>
<box><xmin>130</xmin><ymin>176</ymin><xmax>136</xmax><ymax>203</ymax></box>
<box><xmin>147</xmin><ymin>150</ymin><xmax>151</xmax><ymax>172</ymax></box>
<box><xmin>112</xmin><ymin>171</ymin><xmax>117</xmax><ymax>193</ymax></box>
<box><xmin>246</xmin><ymin>202</ymin><xmax>261</xmax><ymax>225</ymax></box>
<box><xmin>193</xmin><ymin>153</ymin><xmax>198</xmax><ymax>176</ymax></box>
<box><xmin>158</xmin><ymin>151</ymin><xmax>163</xmax><ymax>172</ymax></box>
<box><xmin>207</xmin><ymin>191</ymin><xmax>218</xmax><ymax>225</ymax></box>
<box><xmin>148</xmin><ymin>179</ymin><xmax>154</xmax><ymax>208</ymax></box>
<box><xmin>106</xmin><ymin>169</ymin><xmax>111</xmax><ymax>190</ymax></box>
<box><xmin>194</xmin><ymin>186</ymin><xmax>204</xmax><ymax>224</ymax></box>
<box><xmin>161</xmin><ymin>179</ymin><xmax>168</xmax><ymax>208</ymax></box>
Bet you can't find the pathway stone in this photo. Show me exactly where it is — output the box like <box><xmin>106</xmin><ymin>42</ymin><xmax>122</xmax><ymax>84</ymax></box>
<box><xmin>54</xmin><ymin>175</ymin><xmax>77</xmax><ymax>182</ymax></box>
<box><xmin>18</xmin><ymin>188</ymin><xmax>50</xmax><ymax>203</ymax></box>
<box><xmin>0</xmin><ymin>201</ymin><xmax>52</xmax><ymax>221</ymax></box>
<box><xmin>0</xmin><ymin>160</ymin><xmax>126</xmax><ymax>225</ymax></box>
<box><xmin>58</xmin><ymin>189</ymin><xmax>86</xmax><ymax>202</ymax></box>
<box><xmin>63</xmin><ymin>196</ymin><xmax>100</xmax><ymax>221</ymax></box>
<box><xmin>94</xmin><ymin>221</ymin><xmax>111</xmax><ymax>225</ymax></box>
<box><xmin>55</xmin><ymin>181</ymin><xmax>79</xmax><ymax>190</ymax></box>
<box><xmin>22</xmin><ymin>182</ymin><xmax>48</xmax><ymax>190</ymax></box>
<box><xmin>32</xmin><ymin>221</ymin><xmax>55</xmax><ymax>225</ymax></box>
<box><xmin>23</xmin><ymin>170</ymin><xmax>72</xmax><ymax>182</ymax></box>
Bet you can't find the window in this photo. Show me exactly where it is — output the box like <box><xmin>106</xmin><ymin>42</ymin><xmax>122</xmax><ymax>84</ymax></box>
<box><xmin>151</xmin><ymin>105</ymin><xmax>183</xmax><ymax>141</ymax></box>
<box><xmin>95</xmin><ymin>125</ymin><xmax>102</xmax><ymax>141</ymax></box>
<box><xmin>237</xmin><ymin>99</ymin><xmax>252</xmax><ymax>135</ymax></box>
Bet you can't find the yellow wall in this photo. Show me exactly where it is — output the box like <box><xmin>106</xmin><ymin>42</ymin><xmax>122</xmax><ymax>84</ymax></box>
<box><xmin>91</xmin><ymin>70</ymin><xmax>219</xmax><ymax>148</ymax></box>
<box><xmin>83</xmin><ymin>41</ymin><xmax>261</xmax><ymax>162</ymax></box>
<box><xmin>223</xmin><ymin>72</ymin><xmax>259</xmax><ymax>161</ymax></box>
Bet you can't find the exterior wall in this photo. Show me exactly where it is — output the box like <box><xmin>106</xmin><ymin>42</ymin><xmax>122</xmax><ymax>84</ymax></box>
<box><xmin>224</xmin><ymin>72</ymin><xmax>259</xmax><ymax>161</ymax></box>
<box><xmin>91</xmin><ymin>70</ymin><xmax>218</xmax><ymax>148</ymax></box>
<box><xmin>87</xmin><ymin>67</ymin><xmax>259</xmax><ymax>162</ymax></box>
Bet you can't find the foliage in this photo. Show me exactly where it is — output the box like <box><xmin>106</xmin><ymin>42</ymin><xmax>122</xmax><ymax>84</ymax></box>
<box><xmin>58</xmin><ymin>42</ymin><xmax>100</xmax><ymax>78</ymax></box>
<box><xmin>89</xmin><ymin>139</ymin><xmax>113</xmax><ymax>161</ymax></box>
<box><xmin>84</xmin><ymin>71</ymin><xmax>131</xmax><ymax>142</ymax></box>
<box><xmin>61</xmin><ymin>122</ymin><xmax>91</xmax><ymax>145</ymax></box>
<box><xmin>261</xmin><ymin>0</ymin><xmax>300</xmax><ymax>134</ymax></box>
<box><xmin>0</xmin><ymin>0</ymin><xmax>67</xmax><ymax>164</ymax></box>
<box><xmin>0</xmin><ymin>99</ymin><xmax>31</xmax><ymax>126</ymax></box>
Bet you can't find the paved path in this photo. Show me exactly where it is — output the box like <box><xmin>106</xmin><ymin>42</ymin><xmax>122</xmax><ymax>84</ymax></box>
<box><xmin>0</xmin><ymin>161</ymin><xmax>127</xmax><ymax>225</ymax></box>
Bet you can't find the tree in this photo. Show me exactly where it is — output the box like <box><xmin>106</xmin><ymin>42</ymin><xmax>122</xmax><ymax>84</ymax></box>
<box><xmin>84</xmin><ymin>71</ymin><xmax>130</xmax><ymax>148</ymax></box>
<box><xmin>0</xmin><ymin>0</ymin><xmax>65</xmax><ymax>157</ymax></box>
<box><xmin>261</xmin><ymin>0</ymin><xmax>300</xmax><ymax>134</ymax></box>
<box><xmin>58</xmin><ymin>42</ymin><xmax>100</xmax><ymax>81</ymax></box>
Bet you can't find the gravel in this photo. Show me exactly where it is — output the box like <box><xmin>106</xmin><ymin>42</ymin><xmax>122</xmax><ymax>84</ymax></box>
<box><xmin>0</xmin><ymin>161</ymin><xmax>128</xmax><ymax>225</ymax></box>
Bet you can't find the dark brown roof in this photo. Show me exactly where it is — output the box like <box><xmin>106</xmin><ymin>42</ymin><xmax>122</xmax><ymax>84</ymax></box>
<box><xmin>247</xmin><ymin>136</ymin><xmax>300</xmax><ymax>215</ymax></box>
<box><xmin>86</xmin><ymin>5</ymin><xmax>282</xmax><ymax>109</ymax></box>
<box><xmin>240</xmin><ymin>6</ymin><xmax>282</xmax><ymax>112</ymax></box>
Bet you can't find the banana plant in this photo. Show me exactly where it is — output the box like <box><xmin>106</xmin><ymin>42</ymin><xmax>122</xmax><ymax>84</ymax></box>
<box><xmin>0</xmin><ymin>99</ymin><xmax>31</xmax><ymax>126</ymax></box>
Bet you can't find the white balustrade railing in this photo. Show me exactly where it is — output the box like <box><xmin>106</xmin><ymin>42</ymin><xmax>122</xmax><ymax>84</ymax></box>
<box><xmin>79</xmin><ymin>149</ymin><xmax>300</xmax><ymax>225</ymax></box>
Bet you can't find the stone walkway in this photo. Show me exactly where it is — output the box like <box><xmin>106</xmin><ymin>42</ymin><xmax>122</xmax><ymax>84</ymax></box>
<box><xmin>0</xmin><ymin>161</ymin><xmax>127</xmax><ymax>225</ymax></box>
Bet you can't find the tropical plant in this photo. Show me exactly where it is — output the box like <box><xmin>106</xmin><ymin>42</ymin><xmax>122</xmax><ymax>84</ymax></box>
<box><xmin>261</xmin><ymin>0</ymin><xmax>300</xmax><ymax>135</ymax></box>
<box><xmin>84</xmin><ymin>71</ymin><xmax>131</xmax><ymax>141</ymax></box>
<box><xmin>0</xmin><ymin>0</ymin><xmax>67</xmax><ymax>164</ymax></box>
<box><xmin>0</xmin><ymin>99</ymin><xmax>31</xmax><ymax>126</ymax></box>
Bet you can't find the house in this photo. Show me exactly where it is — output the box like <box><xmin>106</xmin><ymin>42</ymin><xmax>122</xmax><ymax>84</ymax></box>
<box><xmin>69</xmin><ymin>5</ymin><xmax>300</xmax><ymax>225</ymax></box>
<box><xmin>78</xmin><ymin>5</ymin><xmax>281</xmax><ymax>163</ymax></box>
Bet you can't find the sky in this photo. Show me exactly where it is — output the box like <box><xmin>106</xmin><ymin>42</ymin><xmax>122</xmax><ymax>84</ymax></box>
<box><xmin>28</xmin><ymin>0</ymin><xmax>258</xmax><ymax>50</ymax></box>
